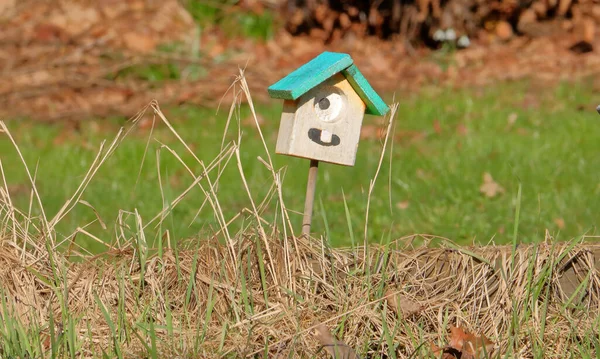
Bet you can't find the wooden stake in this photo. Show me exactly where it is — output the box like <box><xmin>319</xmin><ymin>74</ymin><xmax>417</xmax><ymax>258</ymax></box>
<box><xmin>302</xmin><ymin>159</ymin><xmax>319</xmax><ymax>237</ymax></box>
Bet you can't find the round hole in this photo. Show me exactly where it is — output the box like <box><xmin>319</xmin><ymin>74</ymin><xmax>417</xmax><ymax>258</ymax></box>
<box><xmin>318</xmin><ymin>98</ymin><xmax>330</xmax><ymax>110</ymax></box>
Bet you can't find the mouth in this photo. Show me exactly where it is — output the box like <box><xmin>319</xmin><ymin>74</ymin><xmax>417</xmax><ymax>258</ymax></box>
<box><xmin>308</xmin><ymin>128</ymin><xmax>340</xmax><ymax>146</ymax></box>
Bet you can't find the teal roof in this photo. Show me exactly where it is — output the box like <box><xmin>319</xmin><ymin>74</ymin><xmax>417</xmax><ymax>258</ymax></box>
<box><xmin>268</xmin><ymin>51</ymin><xmax>389</xmax><ymax>116</ymax></box>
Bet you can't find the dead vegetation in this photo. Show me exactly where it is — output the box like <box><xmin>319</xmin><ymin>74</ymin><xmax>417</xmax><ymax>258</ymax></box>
<box><xmin>1</xmin><ymin>74</ymin><xmax>600</xmax><ymax>358</ymax></box>
<box><xmin>1</xmin><ymin>216</ymin><xmax>600</xmax><ymax>357</ymax></box>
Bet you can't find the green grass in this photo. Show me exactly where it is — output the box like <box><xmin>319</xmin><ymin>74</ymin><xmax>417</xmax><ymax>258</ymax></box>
<box><xmin>1</xmin><ymin>80</ymin><xmax>599</xmax><ymax>357</ymax></box>
<box><xmin>185</xmin><ymin>0</ymin><xmax>276</xmax><ymax>40</ymax></box>
<box><xmin>1</xmin><ymin>80</ymin><xmax>599</xmax><ymax>253</ymax></box>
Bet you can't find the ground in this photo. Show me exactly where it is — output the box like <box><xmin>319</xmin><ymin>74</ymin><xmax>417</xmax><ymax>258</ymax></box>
<box><xmin>1</xmin><ymin>1</ymin><xmax>600</xmax><ymax>358</ymax></box>
<box><xmin>2</xmin><ymin>80</ymin><xmax>599</xmax><ymax>252</ymax></box>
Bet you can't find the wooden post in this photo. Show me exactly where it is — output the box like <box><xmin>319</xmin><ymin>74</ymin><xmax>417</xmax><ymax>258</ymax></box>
<box><xmin>302</xmin><ymin>159</ymin><xmax>319</xmax><ymax>237</ymax></box>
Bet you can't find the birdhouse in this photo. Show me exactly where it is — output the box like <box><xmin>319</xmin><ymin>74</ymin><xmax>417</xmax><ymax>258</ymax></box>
<box><xmin>268</xmin><ymin>52</ymin><xmax>389</xmax><ymax>166</ymax></box>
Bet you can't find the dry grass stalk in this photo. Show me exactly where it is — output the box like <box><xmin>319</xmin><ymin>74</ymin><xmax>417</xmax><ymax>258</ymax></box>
<box><xmin>1</xmin><ymin>230</ymin><xmax>599</xmax><ymax>357</ymax></box>
<box><xmin>1</xmin><ymin>74</ymin><xmax>599</xmax><ymax>358</ymax></box>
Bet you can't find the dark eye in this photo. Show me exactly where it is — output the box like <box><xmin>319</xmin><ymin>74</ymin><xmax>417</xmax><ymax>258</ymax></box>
<box><xmin>318</xmin><ymin>98</ymin><xmax>330</xmax><ymax>110</ymax></box>
<box><xmin>314</xmin><ymin>90</ymin><xmax>344</xmax><ymax>123</ymax></box>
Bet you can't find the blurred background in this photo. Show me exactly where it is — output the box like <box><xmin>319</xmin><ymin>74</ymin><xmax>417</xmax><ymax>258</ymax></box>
<box><xmin>2</xmin><ymin>0</ymin><xmax>599</xmax><ymax>121</ymax></box>
<box><xmin>1</xmin><ymin>0</ymin><xmax>599</xmax><ymax>250</ymax></box>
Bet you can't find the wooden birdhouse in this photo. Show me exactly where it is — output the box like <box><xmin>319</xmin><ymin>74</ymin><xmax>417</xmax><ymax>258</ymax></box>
<box><xmin>268</xmin><ymin>52</ymin><xmax>389</xmax><ymax>166</ymax></box>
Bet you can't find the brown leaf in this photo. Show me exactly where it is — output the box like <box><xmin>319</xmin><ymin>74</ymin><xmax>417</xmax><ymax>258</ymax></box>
<box><xmin>312</xmin><ymin>324</ymin><xmax>361</xmax><ymax>359</ymax></box>
<box><xmin>208</xmin><ymin>43</ymin><xmax>226</xmax><ymax>58</ymax></box>
<box><xmin>456</xmin><ymin>123</ymin><xmax>468</xmax><ymax>136</ymax></box>
<box><xmin>53</xmin><ymin>130</ymin><xmax>73</xmax><ymax>146</ymax></box>
<box><xmin>557</xmin><ymin>0</ymin><xmax>573</xmax><ymax>17</ymax></box>
<box><xmin>41</xmin><ymin>322</ymin><xmax>63</xmax><ymax>351</ymax></box>
<box><xmin>339</xmin><ymin>13</ymin><xmax>352</xmax><ymax>29</ymax></box>
<box><xmin>433</xmin><ymin>119</ymin><xmax>442</xmax><ymax>134</ymax></box>
<box><xmin>360</xmin><ymin>124</ymin><xmax>385</xmax><ymax>140</ymax></box>
<box><xmin>554</xmin><ymin>217</ymin><xmax>565</xmax><ymax>229</ymax></box>
<box><xmin>385</xmin><ymin>289</ymin><xmax>422</xmax><ymax>317</ymax></box>
<box><xmin>479</xmin><ymin>173</ymin><xmax>504</xmax><ymax>198</ymax></box>
<box><xmin>522</xmin><ymin>93</ymin><xmax>540</xmax><ymax>109</ymax></box>
<box><xmin>430</xmin><ymin>342</ymin><xmax>457</xmax><ymax>359</ymax></box>
<box><xmin>0</xmin><ymin>0</ymin><xmax>15</xmax><ymax>16</ymax></box>
<box><xmin>506</xmin><ymin>112</ymin><xmax>518</xmax><ymax>129</ymax></box>
<box><xmin>242</xmin><ymin>114</ymin><xmax>265</xmax><ymax>128</ymax></box>
<box><xmin>448</xmin><ymin>326</ymin><xmax>469</xmax><ymax>353</ymax></box>
<box><xmin>582</xmin><ymin>17</ymin><xmax>595</xmax><ymax>44</ymax></box>
<box><xmin>395</xmin><ymin>201</ymin><xmax>410</xmax><ymax>210</ymax></box>
<box><xmin>495</xmin><ymin>21</ymin><xmax>513</xmax><ymax>41</ymax></box>
<box><xmin>34</xmin><ymin>23</ymin><xmax>67</xmax><ymax>42</ymax></box>
<box><xmin>5</xmin><ymin>183</ymin><xmax>29</xmax><ymax>197</ymax></box>
<box><xmin>447</xmin><ymin>326</ymin><xmax>495</xmax><ymax>359</ymax></box>
<box><xmin>123</xmin><ymin>32</ymin><xmax>157</xmax><ymax>53</ymax></box>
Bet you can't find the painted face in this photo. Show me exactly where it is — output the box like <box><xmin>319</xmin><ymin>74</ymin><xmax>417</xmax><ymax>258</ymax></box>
<box><xmin>307</xmin><ymin>87</ymin><xmax>348</xmax><ymax>146</ymax></box>
<box><xmin>314</xmin><ymin>89</ymin><xmax>344</xmax><ymax>123</ymax></box>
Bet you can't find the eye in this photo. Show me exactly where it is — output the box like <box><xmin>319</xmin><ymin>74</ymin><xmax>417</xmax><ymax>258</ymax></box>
<box><xmin>318</xmin><ymin>98</ymin><xmax>330</xmax><ymax>110</ymax></box>
<box><xmin>314</xmin><ymin>92</ymin><xmax>344</xmax><ymax>123</ymax></box>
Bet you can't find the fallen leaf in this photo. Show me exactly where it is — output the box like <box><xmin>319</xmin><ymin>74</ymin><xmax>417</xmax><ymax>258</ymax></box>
<box><xmin>554</xmin><ymin>217</ymin><xmax>565</xmax><ymax>229</ymax></box>
<box><xmin>312</xmin><ymin>324</ymin><xmax>361</xmax><ymax>359</ymax></box>
<box><xmin>522</xmin><ymin>93</ymin><xmax>540</xmax><ymax>109</ymax></box>
<box><xmin>433</xmin><ymin>326</ymin><xmax>494</xmax><ymax>359</ymax></box>
<box><xmin>448</xmin><ymin>326</ymin><xmax>469</xmax><ymax>354</ymax></box>
<box><xmin>137</xmin><ymin>116</ymin><xmax>155</xmax><ymax>131</ymax></box>
<box><xmin>433</xmin><ymin>119</ymin><xmax>442</xmax><ymax>134</ymax></box>
<box><xmin>53</xmin><ymin>130</ymin><xmax>73</xmax><ymax>146</ymax></box>
<box><xmin>5</xmin><ymin>183</ymin><xmax>29</xmax><ymax>197</ymax></box>
<box><xmin>395</xmin><ymin>201</ymin><xmax>410</xmax><ymax>210</ymax></box>
<box><xmin>41</xmin><ymin>322</ymin><xmax>63</xmax><ymax>351</ymax></box>
<box><xmin>385</xmin><ymin>289</ymin><xmax>422</xmax><ymax>317</ymax></box>
<box><xmin>431</xmin><ymin>341</ymin><xmax>461</xmax><ymax>359</ymax></box>
<box><xmin>360</xmin><ymin>124</ymin><xmax>385</xmax><ymax>140</ymax></box>
<box><xmin>479</xmin><ymin>173</ymin><xmax>505</xmax><ymax>198</ymax></box>
<box><xmin>416</xmin><ymin>168</ymin><xmax>432</xmax><ymax>179</ymax></box>
<box><xmin>242</xmin><ymin>114</ymin><xmax>265</xmax><ymax>128</ymax></box>
<box><xmin>208</xmin><ymin>43</ymin><xmax>226</xmax><ymax>58</ymax></box>
<box><xmin>123</xmin><ymin>32</ymin><xmax>157</xmax><ymax>53</ymax></box>
<box><xmin>506</xmin><ymin>112</ymin><xmax>518</xmax><ymax>129</ymax></box>
<box><xmin>449</xmin><ymin>326</ymin><xmax>494</xmax><ymax>359</ymax></box>
<box><xmin>169</xmin><ymin>174</ymin><xmax>182</xmax><ymax>188</ymax></box>
<box><xmin>34</xmin><ymin>23</ymin><xmax>67</xmax><ymax>42</ymax></box>
<box><xmin>495</xmin><ymin>21</ymin><xmax>513</xmax><ymax>41</ymax></box>
<box><xmin>0</xmin><ymin>0</ymin><xmax>15</xmax><ymax>16</ymax></box>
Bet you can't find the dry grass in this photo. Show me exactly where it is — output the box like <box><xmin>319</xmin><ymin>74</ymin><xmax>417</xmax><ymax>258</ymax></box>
<box><xmin>1</xmin><ymin>73</ymin><xmax>599</xmax><ymax>358</ymax></box>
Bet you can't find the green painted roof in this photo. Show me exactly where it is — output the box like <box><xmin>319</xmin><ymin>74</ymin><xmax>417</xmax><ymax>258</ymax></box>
<box><xmin>268</xmin><ymin>51</ymin><xmax>389</xmax><ymax>116</ymax></box>
<box><xmin>341</xmin><ymin>64</ymin><xmax>389</xmax><ymax>116</ymax></box>
<box><xmin>268</xmin><ymin>52</ymin><xmax>352</xmax><ymax>101</ymax></box>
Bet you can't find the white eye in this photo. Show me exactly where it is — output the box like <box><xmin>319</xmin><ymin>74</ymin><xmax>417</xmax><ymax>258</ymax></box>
<box><xmin>314</xmin><ymin>92</ymin><xmax>343</xmax><ymax>123</ymax></box>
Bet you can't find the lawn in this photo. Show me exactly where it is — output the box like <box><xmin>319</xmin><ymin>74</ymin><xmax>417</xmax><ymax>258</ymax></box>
<box><xmin>1</xmin><ymin>79</ymin><xmax>599</xmax><ymax>253</ymax></box>
<box><xmin>2</xmin><ymin>77</ymin><xmax>600</xmax><ymax>359</ymax></box>
<box><xmin>3</xmin><ymin>2</ymin><xmax>600</xmax><ymax>357</ymax></box>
